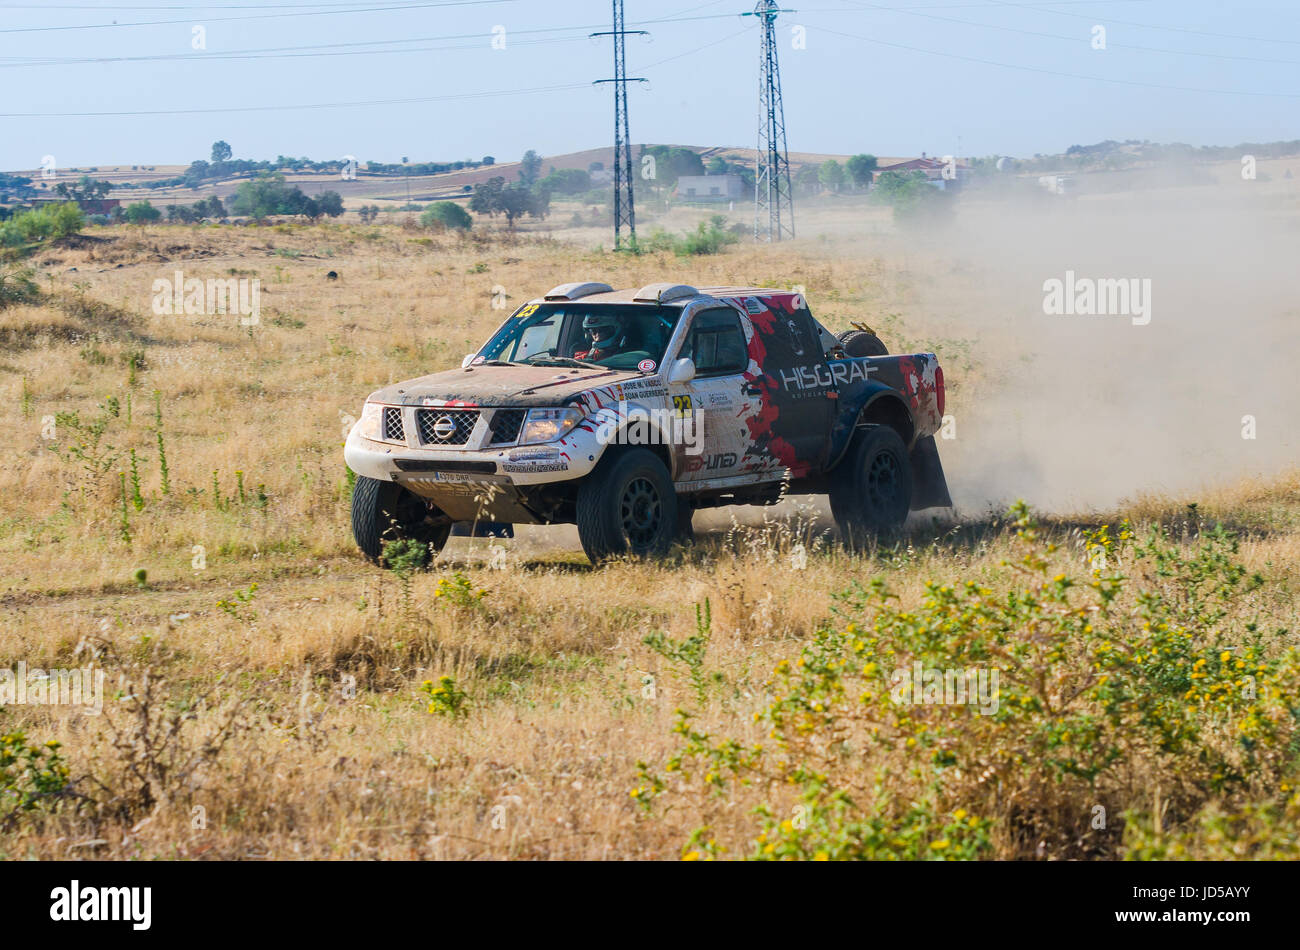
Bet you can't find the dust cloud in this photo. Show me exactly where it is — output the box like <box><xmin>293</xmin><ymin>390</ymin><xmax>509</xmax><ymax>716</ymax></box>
<box><xmin>877</xmin><ymin>178</ymin><xmax>1300</xmax><ymax>514</ymax></box>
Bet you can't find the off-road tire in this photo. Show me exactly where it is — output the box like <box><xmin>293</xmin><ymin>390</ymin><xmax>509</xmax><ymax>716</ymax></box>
<box><xmin>829</xmin><ymin>426</ymin><xmax>912</xmax><ymax>549</ymax></box>
<box><xmin>351</xmin><ymin>475</ymin><xmax>452</xmax><ymax>565</ymax></box>
<box><xmin>838</xmin><ymin>328</ymin><xmax>889</xmax><ymax>357</ymax></box>
<box><xmin>576</xmin><ymin>449</ymin><xmax>678</xmax><ymax>565</ymax></box>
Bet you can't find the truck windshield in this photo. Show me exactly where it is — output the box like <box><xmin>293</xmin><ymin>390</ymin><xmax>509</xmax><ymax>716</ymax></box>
<box><xmin>478</xmin><ymin>303</ymin><xmax>681</xmax><ymax>372</ymax></box>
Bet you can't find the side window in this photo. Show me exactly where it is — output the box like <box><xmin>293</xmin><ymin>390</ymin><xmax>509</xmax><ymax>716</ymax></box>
<box><xmin>686</xmin><ymin>309</ymin><xmax>747</xmax><ymax>377</ymax></box>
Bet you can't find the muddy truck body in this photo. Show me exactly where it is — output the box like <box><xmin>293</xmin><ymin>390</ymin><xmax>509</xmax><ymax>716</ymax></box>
<box><xmin>344</xmin><ymin>282</ymin><xmax>951</xmax><ymax>564</ymax></box>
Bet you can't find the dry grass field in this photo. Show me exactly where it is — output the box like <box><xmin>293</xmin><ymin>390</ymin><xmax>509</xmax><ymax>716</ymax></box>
<box><xmin>1</xmin><ymin>193</ymin><xmax>1298</xmax><ymax>860</ymax></box>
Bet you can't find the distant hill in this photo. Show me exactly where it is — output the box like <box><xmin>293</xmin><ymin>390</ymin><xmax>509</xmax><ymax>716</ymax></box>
<box><xmin>12</xmin><ymin>138</ymin><xmax>1298</xmax><ymax>210</ymax></box>
<box><xmin>4</xmin><ymin>145</ymin><xmax>884</xmax><ymax>209</ymax></box>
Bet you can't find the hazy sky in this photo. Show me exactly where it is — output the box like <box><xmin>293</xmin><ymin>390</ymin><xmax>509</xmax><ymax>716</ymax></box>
<box><xmin>2</xmin><ymin>0</ymin><xmax>1298</xmax><ymax>172</ymax></box>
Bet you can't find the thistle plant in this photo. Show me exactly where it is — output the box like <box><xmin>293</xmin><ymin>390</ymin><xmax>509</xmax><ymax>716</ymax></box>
<box><xmin>118</xmin><ymin>472</ymin><xmax>131</xmax><ymax>545</ymax></box>
<box><xmin>382</xmin><ymin>537</ymin><xmax>430</xmax><ymax>623</ymax></box>
<box><xmin>153</xmin><ymin>390</ymin><xmax>170</xmax><ymax>495</ymax></box>
<box><xmin>129</xmin><ymin>448</ymin><xmax>145</xmax><ymax>511</ymax></box>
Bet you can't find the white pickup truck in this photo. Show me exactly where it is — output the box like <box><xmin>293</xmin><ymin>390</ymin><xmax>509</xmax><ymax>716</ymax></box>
<box><xmin>344</xmin><ymin>281</ymin><xmax>951</xmax><ymax>565</ymax></box>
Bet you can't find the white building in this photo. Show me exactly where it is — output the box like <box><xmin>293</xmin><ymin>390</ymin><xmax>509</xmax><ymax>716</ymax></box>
<box><xmin>675</xmin><ymin>174</ymin><xmax>746</xmax><ymax>202</ymax></box>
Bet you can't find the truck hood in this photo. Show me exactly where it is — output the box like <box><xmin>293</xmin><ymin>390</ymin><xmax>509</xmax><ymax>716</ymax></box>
<box><xmin>368</xmin><ymin>364</ymin><xmax>648</xmax><ymax>408</ymax></box>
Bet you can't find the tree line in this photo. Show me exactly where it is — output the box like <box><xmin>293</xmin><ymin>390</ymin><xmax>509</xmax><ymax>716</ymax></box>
<box><xmin>134</xmin><ymin>141</ymin><xmax>499</xmax><ymax>191</ymax></box>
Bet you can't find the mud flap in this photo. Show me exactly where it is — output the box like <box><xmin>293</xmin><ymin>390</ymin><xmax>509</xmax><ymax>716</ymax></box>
<box><xmin>909</xmin><ymin>435</ymin><xmax>952</xmax><ymax>510</ymax></box>
<box><xmin>450</xmin><ymin>521</ymin><xmax>515</xmax><ymax>538</ymax></box>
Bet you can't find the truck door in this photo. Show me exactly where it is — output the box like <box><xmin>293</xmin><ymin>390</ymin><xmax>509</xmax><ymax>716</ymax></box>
<box><xmin>666</xmin><ymin>307</ymin><xmax>752</xmax><ymax>483</ymax></box>
<box><xmin>739</xmin><ymin>298</ymin><xmax>835</xmax><ymax>478</ymax></box>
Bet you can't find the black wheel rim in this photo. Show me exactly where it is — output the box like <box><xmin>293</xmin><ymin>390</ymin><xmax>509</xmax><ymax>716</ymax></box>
<box><xmin>619</xmin><ymin>476</ymin><xmax>663</xmax><ymax>549</ymax></box>
<box><xmin>866</xmin><ymin>450</ymin><xmax>901</xmax><ymax>511</ymax></box>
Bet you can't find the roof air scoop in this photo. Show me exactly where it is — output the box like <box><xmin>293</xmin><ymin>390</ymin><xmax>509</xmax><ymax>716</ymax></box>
<box><xmin>632</xmin><ymin>283</ymin><xmax>699</xmax><ymax>304</ymax></box>
<box><xmin>543</xmin><ymin>282</ymin><xmax>614</xmax><ymax>301</ymax></box>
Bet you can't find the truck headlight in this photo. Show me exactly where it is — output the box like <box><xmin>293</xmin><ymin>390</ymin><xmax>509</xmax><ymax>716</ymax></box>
<box><xmin>358</xmin><ymin>402</ymin><xmax>384</xmax><ymax>441</ymax></box>
<box><xmin>519</xmin><ymin>407</ymin><xmax>583</xmax><ymax>445</ymax></box>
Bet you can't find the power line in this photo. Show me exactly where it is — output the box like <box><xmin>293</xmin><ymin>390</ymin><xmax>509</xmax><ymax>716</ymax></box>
<box><xmin>0</xmin><ymin>23</ymin><xmax>606</xmax><ymax>67</ymax></box>
<box><xmin>0</xmin><ymin>0</ymin><xmax>514</xmax><ymax>34</ymax></box>
<box><xmin>0</xmin><ymin>13</ymin><xmax>747</xmax><ymax>66</ymax></box>
<box><xmin>818</xmin><ymin>24</ymin><xmax>1300</xmax><ymax>99</ymax></box>
<box><xmin>0</xmin><ymin>15</ymin><xmax>750</xmax><ymax>77</ymax></box>
<box><xmin>635</xmin><ymin>25</ymin><xmax>753</xmax><ymax>70</ymax></box>
<box><xmin>0</xmin><ymin>33</ymin><xmax>592</xmax><ymax>68</ymax></box>
<box><xmin>980</xmin><ymin>0</ymin><xmax>1300</xmax><ymax>47</ymax></box>
<box><xmin>837</xmin><ymin>0</ymin><xmax>1300</xmax><ymax>66</ymax></box>
<box><xmin>0</xmin><ymin>25</ymin><xmax>754</xmax><ymax>118</ymax></box>
<box><xmin>0</xmin><ymin>3</ymin><xmax>1177</xmax><ymax>64</ymax></box>
<box><xmin>3</xmin><ymin>0</ymin><xmax>1291</xmax><ymax>122</ymax></box>
<box><xmin>0</xmin><ymin>1</ymin><xmax>459</xmax><ymax>8</ymax></box>
<box><xmin>0</xmin><ymin>1</ymin><xmax>1162</xmax><ymax>37</ymax></box>
<box><xmin>0</xmin><ymin>0</ymin><xmax>1157</xmax><ymax>6</ymax></box>
<box><xmin>0</xmin><ymin>1</ymin><xmax>454</xmax><ymax>7</ymax></box>
<box><xmin>0</xmin><ymin>81</ymin><xmax>591</xmax><ymax>118</ymax></box>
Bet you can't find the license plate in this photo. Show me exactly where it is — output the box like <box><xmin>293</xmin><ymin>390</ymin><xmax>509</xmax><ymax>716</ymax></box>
<box><xmin>431</xmin><ymin>471</ymin><xmax>479</xmax><ymax>483</ymax></box>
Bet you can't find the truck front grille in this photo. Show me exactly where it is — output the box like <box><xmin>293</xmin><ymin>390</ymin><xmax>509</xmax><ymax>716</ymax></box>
<box><xmin>487</xmin><ymin>408</ymin><xmax>527</xmax><ymax>444</ymax></box>
<box><xmin>382</xmin><ymin>407</ymin><xmax>405</xmax><ymax>442</ymax></box>
<box><xmin>416</xmin><ymin>408</ymin><xmax>478</xmax><ymax>446</ymax></box>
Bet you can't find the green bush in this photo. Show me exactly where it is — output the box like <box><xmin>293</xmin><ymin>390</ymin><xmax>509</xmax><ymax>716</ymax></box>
<box><xmin>674</xmin><ymin>215</ymin><xmax>739</xmax><ymax>256</ymax></box>
<box><xmin>420</xmin><ymin>201</ymin><xmax>472</xmax><ymax>231</ymax></box>
<box><xmin>538</xmin><ymin>168</ymin><xmax>591</xmax><ymax>196</ymax></box>
<box><xmin>229</xmin><ymin>174</ymin><xmax>344</xmax><ymax>220</ymax></box>
<box><xmin>1</xmin><ymin>731</ymin><xmax>70</xmax><ymax>826</ymax></box>
<box><xmin>639</xmin><ymin>216</ymin><xmax>739</xmax><ymax>257</ymax></box>
<box><xmin>0</xmin><ymin>202</ymin><xmax>84</xmax><ymax>248</ymax></box>
<box><xmin>123</xmin><ymin>200</ymin><xmax>161</xmax><ymax>224</ymax></box>
<box><xmin>420</xmin><ymin>675</ymin><xmax>469</xmax><ymax>719</ymax></box>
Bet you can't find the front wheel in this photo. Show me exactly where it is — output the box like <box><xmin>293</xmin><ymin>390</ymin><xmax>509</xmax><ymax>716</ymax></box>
<box><xmin>351</xmin><ymin>475</ymin><xmax>452</xmax><ymax>565</ymax></box>
<box><xmin>576</xmin><ymin>449</ymin><xmax>678</xmax><ymax>565</ymax></box>
<box><xmin>828</xmin><ymin>426</ymin><xmax>912</xmax><ymax>549</ymax></box>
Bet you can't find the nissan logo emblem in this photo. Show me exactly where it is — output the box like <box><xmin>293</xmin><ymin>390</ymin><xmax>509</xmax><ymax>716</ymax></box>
<box><xmin>432</xmin><ymin>415</ymin><xmax>458</xmax><ymax>440</ymax></box>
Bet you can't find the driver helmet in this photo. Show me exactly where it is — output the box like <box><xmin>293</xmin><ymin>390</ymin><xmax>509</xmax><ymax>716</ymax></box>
<box><xmin>582</xmin><ymin>313</ymin><xmax>622</xmax><ymax>350</ymax></box>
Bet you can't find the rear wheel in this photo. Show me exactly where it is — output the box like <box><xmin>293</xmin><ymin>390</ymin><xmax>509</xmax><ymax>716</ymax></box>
<box><xmin>576</xmin><ymin>449</ymin><xmax>678</xmax><ymax>565</ymax></box>
<box><xmin>351</xmin><ymin>475</ymin><xmax>452</xmax><ymax>565</ymax></box>
<box><xmin>828</xmin><ymin>426</ymin><xmax>912</xmax><ymax>549</ymax></box>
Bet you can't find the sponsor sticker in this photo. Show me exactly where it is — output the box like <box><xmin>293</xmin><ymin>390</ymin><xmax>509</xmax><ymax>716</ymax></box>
<box><xmin>685</xmin><ymin>452</ymin><xmax>737</xmax><ymax>472</ymax></box>
<box><xmin>622</xmin><ymin>378</ymin><xmax>665</xmax><ymax>394</ymax></box>
<box><xmin>503</xmin><ymin>461</ymin><xmax>570</xmax><ymax>474</ymax></box>
<box><xmin>637</xmin><ymin>358</ymin><xmax>656</xmax><ymax>373</ymax></box>
<box><xmin>744</xmin><ymin>297</ymin><xmax>765</xmax><ymax>315</ymax></box>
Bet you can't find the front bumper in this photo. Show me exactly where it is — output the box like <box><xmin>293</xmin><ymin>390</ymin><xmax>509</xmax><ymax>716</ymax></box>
<box><xmin>344</xmin><ymin>422</ymin><xmax>600</xmax><ymax>522</ymax></box>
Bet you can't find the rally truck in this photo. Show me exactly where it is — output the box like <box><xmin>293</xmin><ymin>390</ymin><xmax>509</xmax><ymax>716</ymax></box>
<box><xmin>344</xmin><ymin>282</ymin><xmax>952</xmax><ymax>565</ymax></box>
